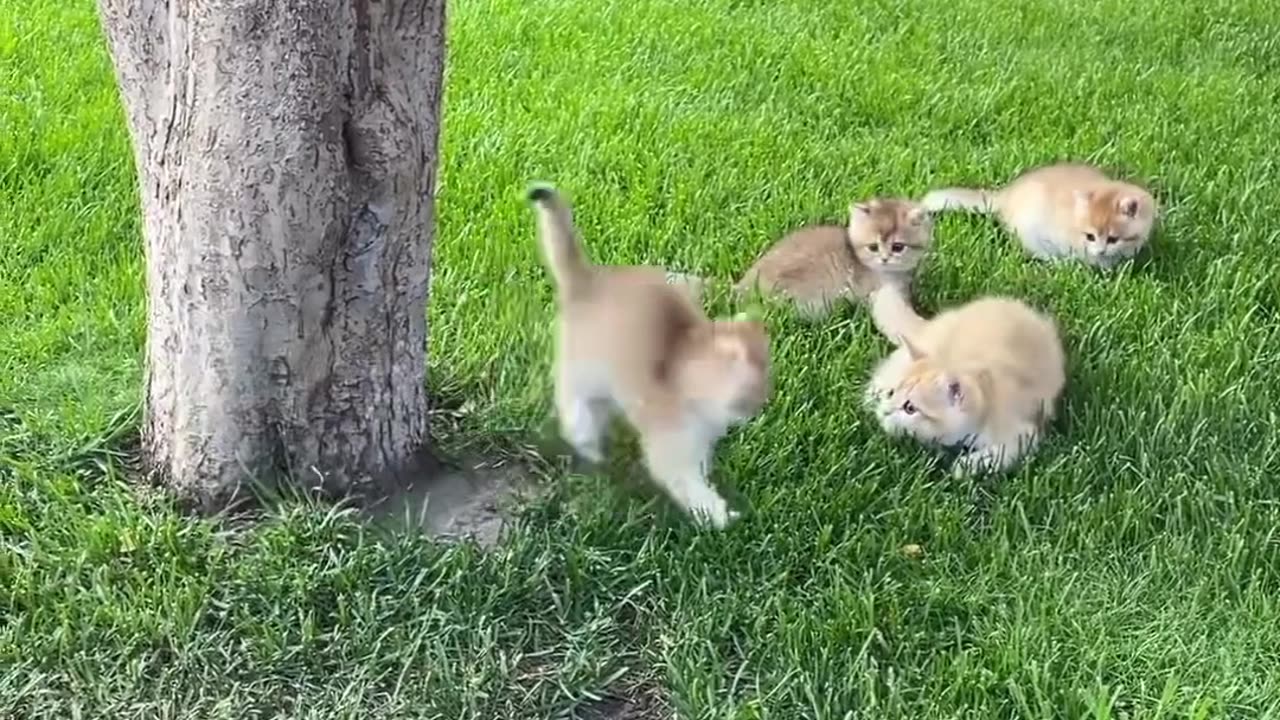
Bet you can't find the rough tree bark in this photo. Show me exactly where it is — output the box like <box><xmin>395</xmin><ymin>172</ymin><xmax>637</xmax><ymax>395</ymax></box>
<box><xmin>98</xmin><ymin>0</ymin><xmax>446</xmax><ymax>509</ymax></box>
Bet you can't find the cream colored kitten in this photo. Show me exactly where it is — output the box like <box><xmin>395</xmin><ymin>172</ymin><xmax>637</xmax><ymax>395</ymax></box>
<box><xmin>528</xmin><ymin>184</ymin><xmax>771</xmax><ymax>529</ymax></box>
<box><xmin>735</xmin><ymin>198</ymin><xmax>933</xmax><ymax>319</ymax></box>
<box><xmin>922</xmin><ymin>163</ymin><xmax>1157</xmax><ymax>269</ymax></box>
<box><xmin>865</xmin><ymin>287</ymin><xmax>1065</xmax><ymax>476</ymax></box>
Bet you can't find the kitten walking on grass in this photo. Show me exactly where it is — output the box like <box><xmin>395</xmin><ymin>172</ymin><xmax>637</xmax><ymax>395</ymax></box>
<box><xmin>923</xmin><ymin>163</ymin><xmax>1157</xmax><ymax>269</ymax></box>
<box><xmin>528</xmin><ymin>184</ymin><xmax>772</xmax><ymax>529</ymax></box>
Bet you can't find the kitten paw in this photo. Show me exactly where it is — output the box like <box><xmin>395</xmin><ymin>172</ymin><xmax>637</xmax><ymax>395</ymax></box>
<box><xmin>573</xmin><ymin>442</ymin><xmax>604</xmax><ymax>464</ymax></box>
<box><xmin>686</xmin><ymin>493</ymin><xmax>734</xmax><ymax>529</ymax></box>
<box><xmin>952</xmin><ymin>450</ymin><xmax>1002</xmax><ymax>478</ymax></box>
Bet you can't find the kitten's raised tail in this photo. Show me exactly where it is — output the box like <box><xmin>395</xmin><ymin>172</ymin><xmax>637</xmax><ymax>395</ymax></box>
<box><xmin>921</xmin><ymin>187</ymin><xmax>996</xmax><ymax>214</ymax></box>
<box><xmin>527</xmin><ymin>183</ymin><xmax>592</xmax><ymax>299</ymax></box>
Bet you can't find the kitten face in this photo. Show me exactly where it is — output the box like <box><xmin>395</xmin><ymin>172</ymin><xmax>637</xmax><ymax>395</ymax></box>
<box><xmin>877</xmin><ymin>361</ymin><xmax>984</xmax><ymax>447</ymax></box>
<box><xmin>677</xmin><ymin>320</ymin><xmax>771</xmax><ymax>426</ymax></box>
<box><xmin>849</xmin><ymin>199</ymin><xmax>934</xmax><ymax>274</ymax></box>
<box><xmin>1073</xmin><ymin>188</ymin><xmax>1153</xmax><ymax>266</ymax></box>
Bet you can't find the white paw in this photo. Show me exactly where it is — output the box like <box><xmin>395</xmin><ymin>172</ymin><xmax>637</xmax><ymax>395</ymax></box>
<box><xmin>574</xmin><ymin>442</ymin><xmax>604</xmax><ymax>464</ymax></box>
<box><xmin>952</xmin><ymin>450</ymin><xmax>1001</xmax><ymax>478</ymax></box>
<box><xmin>686</xmin><ymin>492</ymin><xmax>735</xmax><ymax>529</ymax></box>
<box><xmin>950</xmin><ymin>458</ymin><xmax>975</xmax><ymax>479</ymax></box>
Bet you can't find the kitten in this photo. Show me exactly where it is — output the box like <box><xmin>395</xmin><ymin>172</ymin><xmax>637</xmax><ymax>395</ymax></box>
<box><xmin>528</xmin><ymin>184</ymin><xmax>771</xmax><ymax>529</ymax></box>
<box><xmin>865</xmin><ymin>287</ymin><xmax>1066</xmax><ymax>476</ymax></box>
<box><xmin>922</xmin><ymin>163</ymin><xmax>1157</xmax><ymax>269</ymax></box>
<box><xmin>735</xmin><ymin>198</ymin><xmax>934</xmax><ymax>320</ymax></box>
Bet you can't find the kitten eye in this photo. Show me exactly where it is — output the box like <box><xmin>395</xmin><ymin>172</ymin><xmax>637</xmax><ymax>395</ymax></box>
<box><xmin>1105</xmin><ymin>235</ymin><xmax>1119</xmax><ymax>245</ymax></box>
<box><xmin>1084</xmin><ymin>233</ymin><xmax>1097</xmax><ymax>243</ymax></box>
<box><xmin>890</xmin><ymin>242</ymin><xmax>905</xmax><ymax>253</ymax></box>
<box><xmin>900</xmin><ymin>400</ymin><xmax>917</xmax><ymax>415</ymax></box>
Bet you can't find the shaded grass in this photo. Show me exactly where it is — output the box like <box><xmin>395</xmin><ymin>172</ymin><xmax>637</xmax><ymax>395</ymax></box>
<box><xmin>4</xmin><ymin>0</ymin><xmax>1280</xmax><ymax>716</ymax></box>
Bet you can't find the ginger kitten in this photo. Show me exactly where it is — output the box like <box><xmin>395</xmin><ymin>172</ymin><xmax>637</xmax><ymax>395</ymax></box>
<box><xmin>528</xmin><ymin>184</ymin><xmax>771</xmax><ymax>529</ymax></box>
<box><xmin>735</xmin><ymin>198</ymin><xmax>934</xmax><ymax>320</ymax></box>
<box><xmin>922</xmin><ymin>163</ymin><xmax>1157</xmax><ymax>269</ymax></box>
<box><xmin>865</xmin><ymin>287</ymin><xmax>1066</xmax><ymax>476</ymax></box>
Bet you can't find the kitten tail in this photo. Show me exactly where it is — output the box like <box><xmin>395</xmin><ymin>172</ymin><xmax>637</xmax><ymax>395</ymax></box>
<box><xmin>527</xmin><ymin>183</ymin><xmax>592</xmax><ymax>300</ymax></box>
<box><xmin>921</xmin><ymin>187</ymin><xmax>995</xmax><ymax>214</ymax></box>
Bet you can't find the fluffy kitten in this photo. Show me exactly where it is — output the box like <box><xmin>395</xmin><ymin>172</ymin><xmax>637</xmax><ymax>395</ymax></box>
<box><xmin>735</xmin><ymin>198</ymin><xmax>934</xmax><ymax>320</ymax></box>
<box><xmin>922</xmin><ymin>163</ymin><xmax>1157</xmax><ymax>269</ymax></box>
<box><xmin>528</xmin><ymin>184</ymin><xmax>771</xmax><ymax>529</ymax></box>
<box><xmin>865</xmin><ymin>287</ymin><xmax>1065</xmax><ymax>476</ymax></box>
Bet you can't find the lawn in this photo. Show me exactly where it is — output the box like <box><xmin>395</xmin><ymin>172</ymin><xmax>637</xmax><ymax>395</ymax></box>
<box><xmin>4</xmin><ymin>0</ymin><xmax>1280</xmax><ymax>716</ymax></box>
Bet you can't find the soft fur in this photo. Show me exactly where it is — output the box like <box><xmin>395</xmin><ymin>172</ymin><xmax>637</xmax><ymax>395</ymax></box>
<box><xmin>865</xmin><ymin>287</ymin><xmax>1066</xmax><ymax>475</ymax></box>
<box><xmin>922</xmin><ymin>163</ymin><xmax>1157</xmax><ymax>269</ymax></box>
<box><xmin>528</xmin><ymin>184</ymin><xmax>771</xmax><ymax>528</ymax></box>
<box><xmin>735</xmin><ymin>198</ymin><xmax>934</xmax><ymax>319</ymax></box>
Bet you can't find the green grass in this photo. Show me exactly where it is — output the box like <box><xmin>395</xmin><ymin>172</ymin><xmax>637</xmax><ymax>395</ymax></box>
<box><xmin>4</xmin><ymin>0</ymin><xmax>1280</xmax><ymax>716</ymax></box>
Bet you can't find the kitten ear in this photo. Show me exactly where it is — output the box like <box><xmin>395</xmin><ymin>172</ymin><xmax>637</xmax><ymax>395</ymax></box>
<box><xmin>900</xmin><ymin>334</ymin><xmax>927</xmax><ymax>360</ymax></box>
<box><xmin>905</xmin><ymin>206</ymin><xmax>930</xmax><ymax>226</ymax></box>
<box><xmin>1117</xmin><ymin>196</ymin><xmax>1140</xmax><ymax>217</ymax></box>
<box><xmin>850</xmin><ymin>201</ymin><xmax>873</xmax><ymax>220</ymax></box>
<box><xmin>1073</xmin><ymin>189</ymin><xmax>1093</xmax><ymax>212</ymax></box>
<box><xmin>955</xmin><ymin>369</ymin><xmax>996</xmax><ymax>407</ymax></box>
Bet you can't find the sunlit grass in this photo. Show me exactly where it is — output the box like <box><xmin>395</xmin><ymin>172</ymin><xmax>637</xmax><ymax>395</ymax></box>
<box><xmin>3</xmin><ymin>0</ymin><xmax>1280</xmax><ymax>716</ymax></box>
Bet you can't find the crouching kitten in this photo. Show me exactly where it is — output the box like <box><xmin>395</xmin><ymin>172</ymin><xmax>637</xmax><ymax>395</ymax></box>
<box><xmin>736</xmin><ymin>198</ymin><xmax>934</xmax><ymax>320</ymax></box>
<box><xmin>865</xmin><ymin>286</ymin><xmax>1066</xmax><ymax>476</ymax></box>
<box><xmin>922</xmin><ymin>163</ymin><xmax>1157</xmax><ymax>269</ymax></box>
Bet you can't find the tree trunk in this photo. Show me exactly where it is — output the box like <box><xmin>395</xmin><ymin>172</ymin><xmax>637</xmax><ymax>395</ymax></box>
<box><xmin>98</xmin><ymin>0</ymin><xmax>446</xmax><ymax>509</ymax></box>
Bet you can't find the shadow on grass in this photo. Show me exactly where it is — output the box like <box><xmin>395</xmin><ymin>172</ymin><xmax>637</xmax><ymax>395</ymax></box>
<box><xmin>0</xmin><ymin>375</ymin><xmax>556</xmax><ymax>549</ymax></box>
